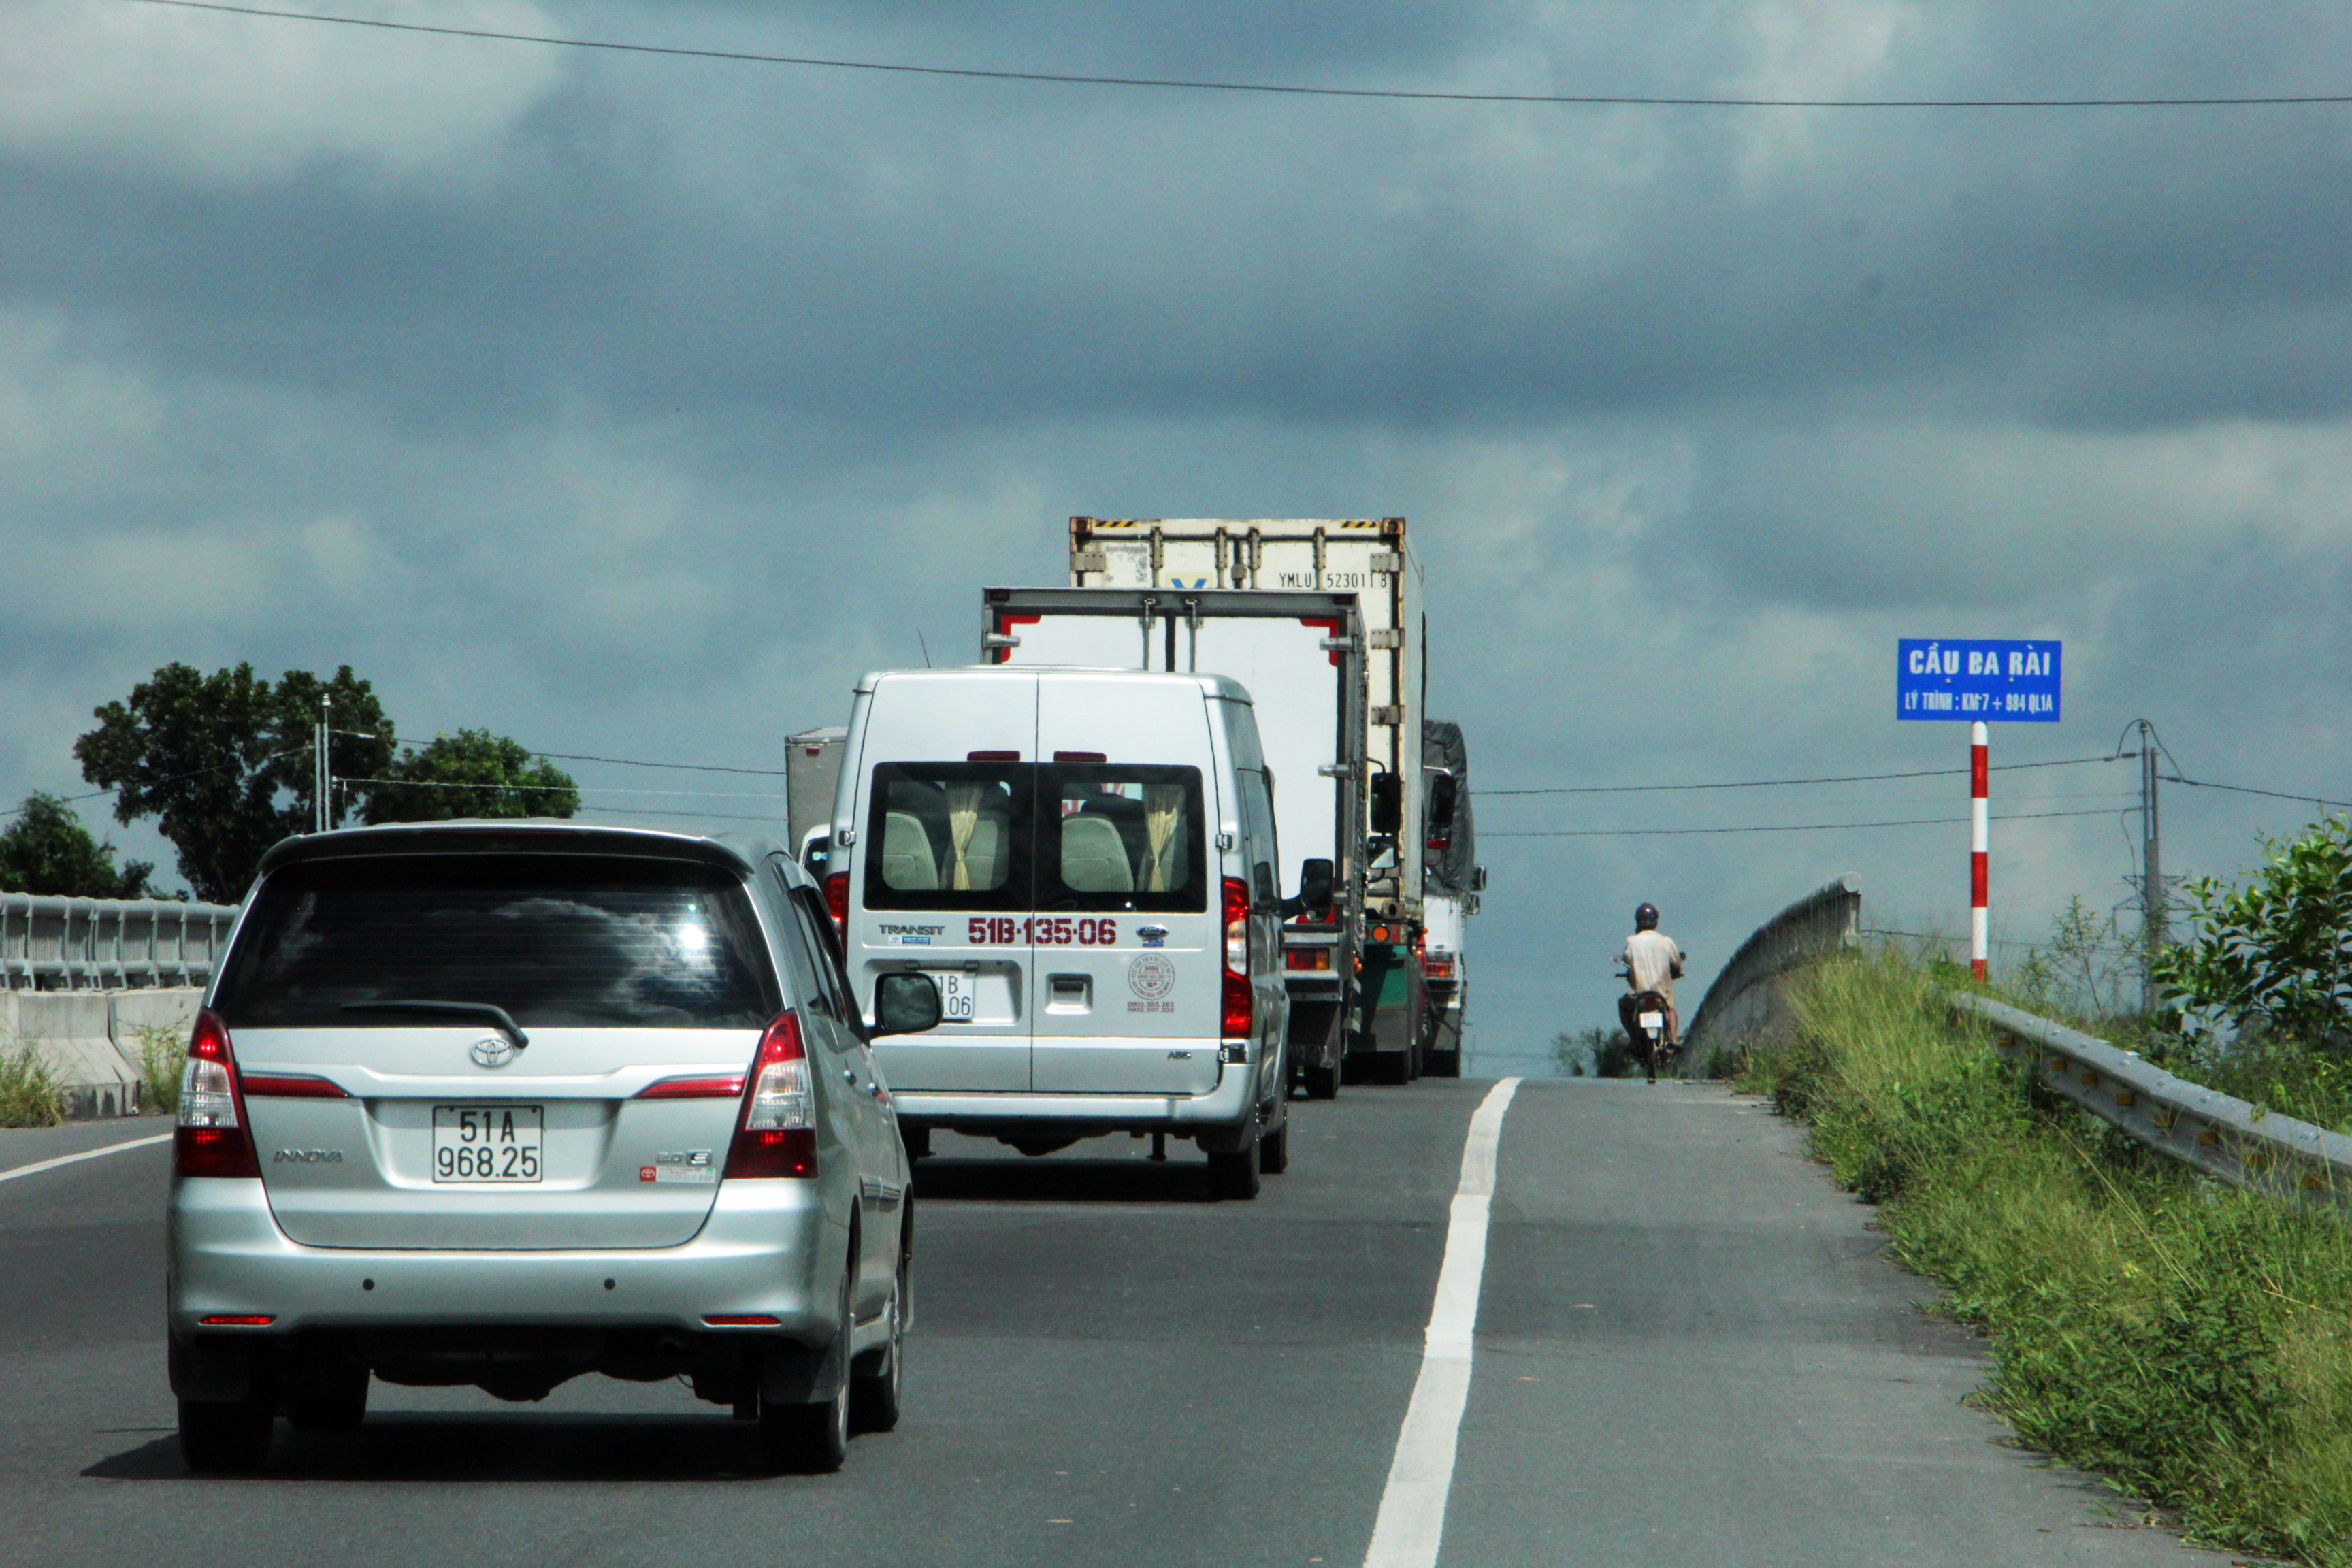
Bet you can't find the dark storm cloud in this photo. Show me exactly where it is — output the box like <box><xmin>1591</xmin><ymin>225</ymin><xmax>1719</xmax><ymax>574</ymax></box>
<box><xmin>2</xmin><ymin>0</ymin><xmax>2349</xmax><ymax>1048</ymax></box>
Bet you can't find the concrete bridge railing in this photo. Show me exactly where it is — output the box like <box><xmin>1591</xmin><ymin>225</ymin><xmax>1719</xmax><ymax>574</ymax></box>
<box><xmin>1681</xmin><ymin>875</ymin><xmax>1861</xmax><ymax>1072</ymax></box>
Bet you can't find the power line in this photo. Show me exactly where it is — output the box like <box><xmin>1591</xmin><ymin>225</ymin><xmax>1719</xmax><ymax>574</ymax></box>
<box><xmin>529</xmin><ymin>750</ymin><xmax>791</xmax><ymax>778</ymax></box>
<box><xmin>2161</xmin><ymin>772</ymin><xmax>2352</xmax><ymax>813</ymax></box>
<box><xmin>122</xmin><ymin>1</ymin><xmax>2352</xmax><ymax>110</ymax></box>
<box><xmin>1484</xmin><ymin>806</ymin><xmax>2125</xmax><ymax>838</ymax></box>
<box><xmin>1483</xmin><ymin>753</ymin><xmax>2131</xmax><ymax>798</ymax></box>
<box><xmin>333</xmin><ymin>776</ymin><xmax>785</xmax><ymax>800</ymax></box>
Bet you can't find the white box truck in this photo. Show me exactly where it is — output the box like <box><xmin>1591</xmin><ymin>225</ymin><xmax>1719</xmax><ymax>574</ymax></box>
<box><xmin>983</xmin><ymin>514</ymin><xmax>1473</xmax><ymax>1083</ymax></box>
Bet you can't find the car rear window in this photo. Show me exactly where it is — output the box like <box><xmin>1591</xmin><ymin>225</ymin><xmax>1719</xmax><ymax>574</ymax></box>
<box><xmin>212</xmin><ymin>855</ymin><xmax>779</xmax><ymax>1029</ymax></box>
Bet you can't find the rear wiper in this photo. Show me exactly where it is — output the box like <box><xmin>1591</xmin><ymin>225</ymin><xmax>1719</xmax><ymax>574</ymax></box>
<box><xmin>342</xmin><ymin>1000</ymin><xmax>529</xmax><ymax>1050</ymax></box>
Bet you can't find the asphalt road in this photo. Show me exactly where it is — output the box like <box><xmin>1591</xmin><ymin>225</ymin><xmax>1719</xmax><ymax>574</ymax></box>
<box><xmin>0</xmin><ymin>1079</ymin><xmax>2233</xmax><ymax>1568</ymax></box>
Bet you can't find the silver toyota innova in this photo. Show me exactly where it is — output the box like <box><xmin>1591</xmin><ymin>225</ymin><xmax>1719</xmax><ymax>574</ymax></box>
<box><xmin>166</xmin><ymin>822</ymin><xmax>939</xmax><ymax>1474</ymax></box>
<box><xmin>823</xmin><ymin>668</ymin><xmax>1291</xmax><ymax>1197</ymax></box>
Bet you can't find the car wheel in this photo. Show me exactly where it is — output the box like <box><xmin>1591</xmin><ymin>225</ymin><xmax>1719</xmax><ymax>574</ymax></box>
<box><xmin>761</xmin><ymin>1273</ymin><xmax>851</xmax><ymax>1474</ymax></box>
<box><xmin>178</xmin><ymin>1394</ymin><xmax>274</xmax><ymax>1473</ymax></box>
<box><xmin>1207</xmin><ymin>1118</ymin><xmax>1262</xmax><ymax>1200</ymax></box>
<box><xmin>850</xmin><ymin>1239</ymin><xmax>909</xmax><ymax>1435</ymax></box>
<box><xmin>1258</xmin><ymin>1116</ymin><xmax>1289</xmax><ymax>1175</ymax></box>
<box><xmin>289</xmin><ymin>1367</ymin><xmax>369</xmax><ymax>1434</ymax></box>
<box><xmin>1376</xmin><ymin>1050</ymin><xmax>1411</xmax><ymax>1086</ymax></box>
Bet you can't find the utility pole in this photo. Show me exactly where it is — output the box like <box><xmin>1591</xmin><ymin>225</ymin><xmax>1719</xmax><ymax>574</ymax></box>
<box><xmin>2138</xmin><ymin>717</ymin><xmax>2163</xmax><ymax>1015</ymax></box>
<box><xmin>315</xmin><ymin>695</ymin><xmax>333</xmax><ymax>834</ymax></box>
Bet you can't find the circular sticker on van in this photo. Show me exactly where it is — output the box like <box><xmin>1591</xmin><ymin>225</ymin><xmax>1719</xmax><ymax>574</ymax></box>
<box><xmin>1126</xmin><ymin>952</ymin><xmax>1177</xmax><ymax>1001</ymax></box>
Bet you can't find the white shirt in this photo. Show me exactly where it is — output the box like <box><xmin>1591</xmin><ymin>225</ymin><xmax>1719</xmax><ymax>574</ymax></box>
<box><xmin>1622</xmin><ymin>930</ymin><xmax>1684</xmax><ymax>1001</ymax></box>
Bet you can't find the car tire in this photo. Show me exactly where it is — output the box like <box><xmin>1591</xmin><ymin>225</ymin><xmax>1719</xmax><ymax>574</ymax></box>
<box><xmin>1376</xmin><ymin>1050</ymin><xmax>1411</xmax><ymax>1086</ymax></box>
<box><xmin>850</xmin><ymin>1234</ymin><xmax>909</xmax><ymax>1435</ymax></box>
<box><xmin>1207</xmin><ymin>1119</ymin><xmax>1262</xmax><ymax>1200</ymax></box>
<box><xmin>1258</xmin><ymin>1117</ymin><xmax>1289</xmax><ymax>1175</ymax></box>
<box><xmin>288</xmin><ymin>1369</ymin><xmax>369</xmax><ymax>1434</ymax></box>
<box><xmin>761</xmin><ymin>1273</ymin><xmax>852</xmax><ymax>1474</ymax></box>
<box><xmin>178</xmin><ymin>1395</ymin><xmax>274</xmax><ymax>1473</ymax></box>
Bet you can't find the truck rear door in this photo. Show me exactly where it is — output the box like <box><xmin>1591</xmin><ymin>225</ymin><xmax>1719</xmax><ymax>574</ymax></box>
<box><xmin>1028</xmin><ymin>675</ymin><xmax>1221</xmax><ymax>1096</ymax></box>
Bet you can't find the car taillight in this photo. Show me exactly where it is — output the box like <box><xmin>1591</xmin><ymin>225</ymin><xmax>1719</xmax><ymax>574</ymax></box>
<box><xmin>175</xmin><ymin>1009</ymin><xmax>260</xmax><ymax>1179</ymax></box>
<box><xmin>636</xmin><ymin>1074</ymin><xmax>748</xmax><ymax>1099</ymax></box>
<box><xmin>1222</xmin><ymin>876</ymin><xmax>1252</xmax><ymax>1039</ymax></box>
<box><xmin>1284</xmin><ymin>947</ymin><xmax>1331</xmax><ymax>972</ymax></box>
<box><xmin>1422</xmin><ymin>954</ymin><xmax>1455</xmax><ymax>979</ymax></box>
<box><xmin>723</xmin><ymin>1011</ymin><xmax>817</xmax><ymax>1179</ymax></box>
<box><xmin>823</xmin><ymin>872</ymin><xmax>848</xmax><ymax>938</ymax></box>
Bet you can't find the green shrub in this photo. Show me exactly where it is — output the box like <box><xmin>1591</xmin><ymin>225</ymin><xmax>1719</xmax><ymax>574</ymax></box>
<box><xmin>0</xmin><ymin>1039</ymin><xmax>65</xmax><ymax>1128</ymax></box>
<box><xmin>1746</xmin><ymin>949</ymin><xmax>2352</xmax><ymax>1565</ymax></box>
<box><xmin>132</xmin><ymin>1022</ymin><xmax>184</xmax><ymax>1117</ymax></box>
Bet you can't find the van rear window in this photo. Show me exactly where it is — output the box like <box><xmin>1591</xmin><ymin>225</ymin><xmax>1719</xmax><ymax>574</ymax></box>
<box><xmin>212</xmin><ymin>855</ymin><xmax>779</xmax><ymax>1029</ymax></box>
<box><xmin>864</xmin><ymin>763</ymin><xmax>1205</xmax><ymax>913</ymax></box>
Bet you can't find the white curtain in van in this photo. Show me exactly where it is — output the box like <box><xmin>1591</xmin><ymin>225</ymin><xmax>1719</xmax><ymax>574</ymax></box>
<box><xmin>945</xmin><ymin>783</ymin><xmax>985</xmax><ymax>891</ymax></box>
<box><xmin>1143</xmin><ymin>785</ymin><xmax>1184</xmax><ymax>892</ymax></box>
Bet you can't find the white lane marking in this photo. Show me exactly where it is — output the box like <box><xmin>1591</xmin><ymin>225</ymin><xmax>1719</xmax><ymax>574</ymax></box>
<box><xmin>0</xmin><ymin>1132</ymin><xmax>172</xmax><ymax>1186</ymax></box>
<box><xmin>1363</xmin><ymin>1078</ymin><xmax>1520</xmax><ymax>1568</ymax></box>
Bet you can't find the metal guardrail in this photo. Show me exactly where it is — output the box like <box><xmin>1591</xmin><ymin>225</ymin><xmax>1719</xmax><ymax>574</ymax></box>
<box><xmin>1952</xmin><ymin>992</ymin><xmax>2352</xmax><ymax>1209</ymax></box>
<box><xmin>0</xmin><ymin>892</ymin><xmax>241</xmax><ymax>992</ymax></box>
<box><xmin>1682</xmin><ymin>875</ymin><xmax>1862</xmax><ymax>1064</ymax></box>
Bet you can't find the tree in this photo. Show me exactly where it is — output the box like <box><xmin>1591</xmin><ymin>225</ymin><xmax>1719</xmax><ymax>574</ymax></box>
<box><xmin>74</xmin><ymin>664</ymin><xmax>393</xmax><ymax>903</ymax></box>
<box><xmin>2154</xmin><ymin>815</ymin><xmax>2352</xmax><ymax>1051</ymax></box>
<box><xmin>0</xmin><ymin>794</ymin><xmax>157</xmax><ymax>899</ymax></box>
<box><xmin>362</xmin><ymin>730</ymin><xmax>579</xmax><ymax>823</ymax></box>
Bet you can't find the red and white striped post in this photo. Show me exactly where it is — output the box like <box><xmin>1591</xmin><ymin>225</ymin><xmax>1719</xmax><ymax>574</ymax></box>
<box><xmin>1970</xmin><ymin>720</ymin><xmax>1989</xmax><ymax>980</ymax></box>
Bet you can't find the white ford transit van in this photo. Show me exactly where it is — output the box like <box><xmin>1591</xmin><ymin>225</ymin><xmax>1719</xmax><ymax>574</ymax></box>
<box><xmin>823</xmin><ymin>668</ymin><xmax>1290</xmax><ymax>1198</ymax></box>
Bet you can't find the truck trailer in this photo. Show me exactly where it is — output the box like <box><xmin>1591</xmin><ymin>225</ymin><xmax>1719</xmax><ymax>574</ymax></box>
<box><xmin>981</xmin><ymin>514</ymin><xmax>1471</xmax><ymax>1085</ymax></box>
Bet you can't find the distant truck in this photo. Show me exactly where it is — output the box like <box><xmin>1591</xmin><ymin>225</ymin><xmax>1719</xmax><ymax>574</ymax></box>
<box><xmin>981</xmin><ymin>514</ymin><xmax>1478</xmax><ymax>1084</ymax></box>
<box><xmin>786</xmin><ymin>725</ymin><xmax>847</xmax><ymax>877</ymax></box>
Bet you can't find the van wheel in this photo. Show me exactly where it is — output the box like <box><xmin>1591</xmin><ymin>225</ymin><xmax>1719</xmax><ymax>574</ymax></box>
<box><xmin>178</xmin><ymin>1394</ymin><xmax>274</xmax><ymax>1473</ymax></box>
<box><xmin>1208</xmin><ymin>1121</ymin><xmax>1262</xmax><ymax>1200</ymax></box>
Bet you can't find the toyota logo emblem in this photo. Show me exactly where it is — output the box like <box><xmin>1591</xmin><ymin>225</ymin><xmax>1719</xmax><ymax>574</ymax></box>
<box><xmin>469</xmin><ymin>1036</ymin><xmax>520</xmax><ymax>1070</ymax></box>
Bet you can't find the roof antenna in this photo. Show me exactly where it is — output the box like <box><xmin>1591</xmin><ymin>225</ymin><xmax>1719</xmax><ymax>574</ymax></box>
<box><xmin>917</xmin><ymin>630</ymin><xmax>933</xmax><ymax>668</ymax></box>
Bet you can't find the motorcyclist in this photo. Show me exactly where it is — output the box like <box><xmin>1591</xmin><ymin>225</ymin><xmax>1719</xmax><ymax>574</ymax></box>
<box><xmin>1618</xmin><ymin>902</ymin><xmax>1686</xmax><ymax>1051</ymax></box>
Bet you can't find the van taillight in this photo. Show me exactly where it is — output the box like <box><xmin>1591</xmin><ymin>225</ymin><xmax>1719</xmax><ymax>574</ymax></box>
<box><xmin>175</xmin><ymin>1009</ymin><xmax>260</xmax><ymax>1179</ymax></box>
<box><xmin>1222</xmin><ymin>876</ymin><xmax>1252</xmax><ymax>1039</ymax></box>
<box><xmin>823</xmin><ymin>872</ymin><xmax>848</xmax><ymax>937</ymax></box>
<box><xmin>723</xmin><ymin>1012</ymin><xmax>817</xmax><ymax>1179</ymax></box>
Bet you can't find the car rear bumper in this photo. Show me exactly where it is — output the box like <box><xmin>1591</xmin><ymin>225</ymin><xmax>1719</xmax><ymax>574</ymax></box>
<box><xmin>893</xmin><ymin>1052</ymin><xmax>1254</xmax><ymax>1132</ymax></box>
<box><xmin>167</xmin><ymin>1176</ymin><xmax>845</xmax><ymax>1344</ymax></box>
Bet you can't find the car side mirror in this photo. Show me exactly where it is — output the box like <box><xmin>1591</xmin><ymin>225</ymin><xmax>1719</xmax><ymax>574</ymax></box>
<box><xmin>1284</xmin><ymin>857</ymin><xmax>1335</xmax><ymax>919</ymax></box>
<box><xmin>872</xmin><ymin>972</ymin><xmax>942</xmax><ymax>1035</ymax></box>
<box><xmin>1368</xmin><ymin>772</ymin><xmax>1402</xmax><ymax>836</ymax></box>
<box><xmin>1472</xmin><ymin>864</ymin><xmax>1488</xmax><ymax>892</ymax></box>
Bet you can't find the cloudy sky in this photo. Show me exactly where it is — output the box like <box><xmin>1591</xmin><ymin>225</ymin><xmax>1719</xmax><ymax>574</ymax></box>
<box><xmin>4</xmin><ymin>0</ymin><xmax>2349</xmax><ymax>1071</ymax></box>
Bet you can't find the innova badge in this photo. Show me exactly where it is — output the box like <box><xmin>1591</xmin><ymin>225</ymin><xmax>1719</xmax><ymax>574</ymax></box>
<box><xmin>469</xmin><ymin>1036</ymin><xmax>521</xmax><ymax>1069</ymax></box>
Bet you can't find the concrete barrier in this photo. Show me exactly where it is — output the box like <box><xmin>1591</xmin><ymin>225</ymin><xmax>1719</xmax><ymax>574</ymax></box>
<box><xmin>1</xmin><ymin>987</ymin><xmax>203</xmax><ymax>1120</ymax></box>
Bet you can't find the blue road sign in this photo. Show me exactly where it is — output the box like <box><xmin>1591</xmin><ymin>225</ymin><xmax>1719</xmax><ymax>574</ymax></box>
<box><xmin>1897</xmin><ymin>639</ymin><xmax>2061</xmax><ymax>722</ymax></box>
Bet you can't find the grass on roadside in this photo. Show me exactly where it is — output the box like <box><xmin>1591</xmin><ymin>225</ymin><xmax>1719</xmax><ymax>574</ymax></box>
<box><xmin>131</xmin><ymin>1022</ymin><xmax>184</xmax><ymax>1117</ymax></box>
<box><xmin>0</xmin><ymin>1036</ymin><xmax>65</xmax><ymax>1128</ymax></box>
<box><xmin>1742</xmin><ymin>949</ymin><xmax>2352</xmax><ymax>1566</ymax></box>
